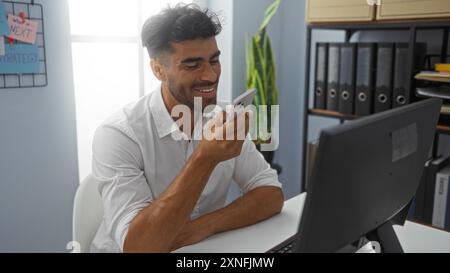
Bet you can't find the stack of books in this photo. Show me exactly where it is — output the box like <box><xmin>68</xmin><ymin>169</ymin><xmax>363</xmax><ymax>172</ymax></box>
<box><xmin>415</xmin><ymin>63</ymin><xmax>450</xmax><ymax>125</ymax></box>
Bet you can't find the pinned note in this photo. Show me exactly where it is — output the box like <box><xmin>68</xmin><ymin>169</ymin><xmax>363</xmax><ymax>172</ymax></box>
<box><xmin>0</xmin><ymin>43</ymin><xmax>39</xmax><ymax>73</ymax></box>
<box><xmin>8</xmin><ymin>14</ymin><xmax>38</xmax><ymax>44</ymax></box>
<box><xmin>0</xmin><ymin>1</ymin><xmax>10</xmax><ymax>36</ymax></box>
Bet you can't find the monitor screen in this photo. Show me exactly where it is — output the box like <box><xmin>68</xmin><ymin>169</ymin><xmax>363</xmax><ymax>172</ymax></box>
<box><xmin>294</xmin><ymin>98</ymin><xmax>442</xmax><ymax>253</ymax></box>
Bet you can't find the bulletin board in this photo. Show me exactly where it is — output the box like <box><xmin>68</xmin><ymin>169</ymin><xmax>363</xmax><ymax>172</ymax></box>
<box><xmin>0</xmin><ymin>0</ymin><xmax>47</xmax><ymax>89</ymax></box>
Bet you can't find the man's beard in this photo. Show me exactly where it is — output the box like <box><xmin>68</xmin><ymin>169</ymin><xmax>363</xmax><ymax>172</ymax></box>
<box><xmin>168</xmin><ymin>78</ymin><xmax>217</xmax><ymax>110</ymax></box>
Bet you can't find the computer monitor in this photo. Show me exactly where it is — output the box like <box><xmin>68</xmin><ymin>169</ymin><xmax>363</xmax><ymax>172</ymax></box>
<box><xmin>294</xmin><ymin>98</ymin><xmax>442</xmax><ymax>253</ymax></box>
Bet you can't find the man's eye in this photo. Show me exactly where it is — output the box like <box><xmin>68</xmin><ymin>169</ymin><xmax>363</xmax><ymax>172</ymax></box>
<box><xmin>211</xmin><ymin>59</ymin><xmax>219</xmax><ymax>64</ymax></box>
<box><xmin>185</xmin><ymin>63</ymin><xmax>199</xmax><ymax>69</ymax></box>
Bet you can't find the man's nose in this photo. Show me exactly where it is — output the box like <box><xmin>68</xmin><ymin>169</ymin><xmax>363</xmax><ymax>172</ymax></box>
<box><xmin>200</xmin><ymin>64</ymin><xmax>218</xmax><ymax>83</ymax></box>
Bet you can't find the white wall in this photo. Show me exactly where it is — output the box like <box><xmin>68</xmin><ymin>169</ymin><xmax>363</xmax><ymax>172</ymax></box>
<box><xmin>0</xmin><ymin>0</ymin><xmax>78</xmax><ymax>252</ymax></box>
<box><xmin>207</xmin><ymin>0</ymin><xmax>233</xmax><ymax>102</ymax></box>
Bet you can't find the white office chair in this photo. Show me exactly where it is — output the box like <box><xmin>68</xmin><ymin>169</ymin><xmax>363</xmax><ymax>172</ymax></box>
<box><xmin>72</xmin><ymin>174</ymin><xmax>104</xmax><ymax>253</ymax></box>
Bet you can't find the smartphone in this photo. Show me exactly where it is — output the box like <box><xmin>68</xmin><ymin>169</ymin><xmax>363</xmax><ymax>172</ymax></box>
<box><xmin>227</xmin><ymin>88</ymin><xmax>256</xmax><ymax>120</ymax></box>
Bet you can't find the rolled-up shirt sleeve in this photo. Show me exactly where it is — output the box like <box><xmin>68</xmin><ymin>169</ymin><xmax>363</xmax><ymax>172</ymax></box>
<box><xmin>233</xmin><ymin>137</ymin><xmax>282</xmax><ymax>193</ymax></box>
<box><xmin>92</xmin><ymin>125</ymin><xmax>153</xmax><ymax>252</ymax></box>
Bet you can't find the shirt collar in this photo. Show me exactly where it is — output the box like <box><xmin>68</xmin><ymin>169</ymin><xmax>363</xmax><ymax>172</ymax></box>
<box><xmin>150</xmin><ymin>85</ymin><xmax>179</xmax><ymax>139</ymax></box>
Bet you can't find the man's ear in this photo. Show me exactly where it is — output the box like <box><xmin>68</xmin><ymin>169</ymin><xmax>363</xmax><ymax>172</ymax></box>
<box><xmin>150</xmin><ymin>58</ymin><xmax>166</xmax><ymax>81</ymax></box>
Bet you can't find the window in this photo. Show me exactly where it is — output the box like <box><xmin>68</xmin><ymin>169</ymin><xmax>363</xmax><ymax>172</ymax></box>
<box><xmin>69</xmin><ymin>0</ymin><xmax>192</xmax><ymax>181</ymax></box>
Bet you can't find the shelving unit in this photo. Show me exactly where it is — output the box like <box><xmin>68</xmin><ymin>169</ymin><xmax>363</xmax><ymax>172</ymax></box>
<box><xmin>308</xmin><ymin>108</ymin><xmax>450</xmax><ymax>134</ymax></box>
<box><xmin>301</xmin><ymin>19</ymin><xmax>450</xmax><ymax>192</ymax></box>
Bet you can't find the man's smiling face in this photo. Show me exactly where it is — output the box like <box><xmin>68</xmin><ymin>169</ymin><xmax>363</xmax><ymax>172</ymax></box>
<box><xmin>158</xmin><ymin>37</ymin><xmax>221</xmax><ymax>110</ymax></box>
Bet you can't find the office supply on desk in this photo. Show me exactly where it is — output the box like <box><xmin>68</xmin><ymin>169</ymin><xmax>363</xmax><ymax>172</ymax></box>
<box><xmin>270</xmin><ymin>98</ymin><xmax>442</xmax><ymax>253</ymax></box>
<box><xmin>326</xmin><ymin>43</ymin><xmax>340</xmax><ymax>111</ymax></box>
<box><xmin>435</xmin><ymin>64</ymin><xmax>450</xmax><ymax>73</ymax></box>
<box><xmin>0</xmin><ymin>0</ymin><xmax>47</xmax><ymax>89</ymax></box>
<box><xmin>415</xmin><ymin>71</ymin><xmax>450</xmax><ymax>83</ymax></box>
<box><xmin>416</xmin><ymin>86</ymin><xmax>450</xmax><ymax>101</ymax></box>
<box><xmin>338</xmin><ymin>43</ymin><xmax>356</xmax><ymax>115</ymax></box>
<box><xmin>314</xmin><ymin>43</ymin><xmax>328</xmax><ymax>109</ymax></box>
<box><xmin>355</xmin><ymin>43</ymin><xmax>376</xmax><ymax>116</ymax></box>
<box><xmin>442</xmin><ymin>105</ymin><xmax>450</xmax><ymax>115</ymax></box>
<box><xmin>374</xmin><ymin>43</ymin><xmax>394</xmax><ymax>113</ymax></box>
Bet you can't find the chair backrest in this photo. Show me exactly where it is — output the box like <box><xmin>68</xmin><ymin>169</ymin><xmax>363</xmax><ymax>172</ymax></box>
<box><xmin>72</xmin><ymin>174</ymin><xmax>104</xmax><ymax>253</ymax></box>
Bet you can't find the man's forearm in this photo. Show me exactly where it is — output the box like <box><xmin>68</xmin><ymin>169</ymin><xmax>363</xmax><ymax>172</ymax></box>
<box><xmin>171</xmin><ymin>186</ymin><xmax>284</xmax><ymax>250</ymax></box>
<box><xmin>124</xmin><ymin>148</ymin><xmax>217</xmax><ymax>252</ymax></box>
<box><xmin>209</xmin><ymin>186</ymin><xmax>284</xmax><ymax>234</ymax></box>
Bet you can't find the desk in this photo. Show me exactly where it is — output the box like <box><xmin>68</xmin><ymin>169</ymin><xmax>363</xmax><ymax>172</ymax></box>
<box><xmin>176</xmin><ymin>193</ymin><xmax>450</xmax><ymax>253</ymax></box>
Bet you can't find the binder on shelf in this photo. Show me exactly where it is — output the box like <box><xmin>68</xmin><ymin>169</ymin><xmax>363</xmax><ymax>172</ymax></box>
<box><xmin>314</xmin><ymin>43</ymin><xmax>328</xmax><ymax>109</ymax></box>
<box><xmin>355</xmin><ymin>43</ymin><xmax>376</xmax><ymax>116</ymax></box>
<box><xmin>432</xmin><ymin>166</ymin><xmax>450</xmax><ymax>229</ymax></box>
<box><xmin>338</xmin><ymin>43</ymin><xmax>357</xmax><ymax>115</ymax></box>
<box><xmin>392</xmin><ymin>43</ymin><xmax>409</xmax><ymax>108</ymax></box>
<box><xmin>374</xmin><ymin>43</ymin><xmax>395</xmax><ymax>113</ymax></box>
<box><xmin>326</xmin><ymin>43</ymin><xmax>340</xmax><ymax>112</ymax></box>
<box><xmin>392</xmin><ymin>43</ymin><xmax>427</xmax><ymax>108</ymax></box>
<box><xmin>423</xmin><ymin>156</ymin><xmax>450</xmax><ymax>224</ymax></box>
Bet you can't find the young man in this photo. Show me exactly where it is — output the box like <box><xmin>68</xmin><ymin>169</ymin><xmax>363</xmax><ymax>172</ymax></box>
<box><xmin>90</xmin><ymin>4</ymin><xmax>283</xmax><ymax>253</ymax></box>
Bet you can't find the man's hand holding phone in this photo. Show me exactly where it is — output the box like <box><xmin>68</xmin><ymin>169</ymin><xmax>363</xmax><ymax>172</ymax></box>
<box><xmin>198</xmin><ymin>89</ymin><xmax>256</xmax><ymax>165</ymax></box>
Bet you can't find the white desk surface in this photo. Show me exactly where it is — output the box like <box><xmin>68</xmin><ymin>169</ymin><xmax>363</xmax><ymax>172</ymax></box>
<box><xmin>176</xmin><ymin>193</ymin><xmax>450</xmax><ymax>253</ymax></box>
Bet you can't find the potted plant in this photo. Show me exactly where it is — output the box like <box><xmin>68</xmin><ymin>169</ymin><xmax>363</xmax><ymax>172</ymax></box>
<box><xmin>245</xmin><ymin>0</ymin><xmax>281</xmax><ymax>166</ymax></box>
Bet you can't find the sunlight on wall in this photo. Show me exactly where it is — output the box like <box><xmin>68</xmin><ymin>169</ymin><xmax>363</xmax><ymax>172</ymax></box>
<box><xmin>68</xmin><ymin>0</ymin><xmax>190</xmax><ymax>181</ymax></box>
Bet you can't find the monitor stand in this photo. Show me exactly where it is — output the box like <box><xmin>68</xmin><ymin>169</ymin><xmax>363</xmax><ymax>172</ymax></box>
<box><xmin>363</xmin><ymin>199</ymin><xmax>413</xmax><ymax>253</ymax></box>
<box><xmin>366</xmin><ymin>220</ymin><xmax>404</xmax><ymax>253</ymax></box>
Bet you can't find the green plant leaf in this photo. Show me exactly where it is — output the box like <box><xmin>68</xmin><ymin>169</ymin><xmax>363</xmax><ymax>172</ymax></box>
<box><xmin>263</xmin><ymin>37</ymin><xmax>273</xmax><ymax>105</ymax></box>
<box><xmin>254</xmin><ymin>71</ymin><xmax>266</xmax><ymax>106</ymax></box>
<box><xmin>252</xmin><ymin>36</ymin><xmax>266</xmax><ymax>93</ymax></box>
<box><xmin>244</xmin><ymin>0</ymin><xmax>281</xmax><ymax>142</ymax></box>
<box><xmin>259</xmin><ymin>0</ymin><xmax>281</xmax><ymax>32</ymax></box>
<box><xmin>264</xmin><ymin>38</ymin><xmax>274</xmax><ymax>75</ymax></box>
<box><xmin>245</xmin><ymin>36</ymin><xmax>253</xmax><ymax>88</ymax></box>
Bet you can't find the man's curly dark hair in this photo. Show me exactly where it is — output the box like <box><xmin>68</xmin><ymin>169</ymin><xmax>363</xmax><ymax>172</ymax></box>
<box><xmin>141</xmin><ymin>3</ymin><xmax>222</xmax><ymax>59</ymax></box>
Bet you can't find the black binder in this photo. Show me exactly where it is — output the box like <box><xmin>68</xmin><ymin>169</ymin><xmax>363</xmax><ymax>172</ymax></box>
<box><xmin>374</xmin><ymin>43</ymin><xmax>394</xmax><ymax>113</ymax></box>
<box><xmin>392</xmin><ymin>43</ymin><xmax>409</xmax><ymax>108</ymax></box>
<box><xmin>355</xmin><ymin>43</ymin><xmax>376</xmax><ymax>116</ymax></box>
<box><xmin>338</xmin><ymin>43</ymin><xmax>356</xmax><ymax>115</ymax></box>
<box><xmin>392</xmin><ymin>43</ymin><xmax>427</xmax><ymax>108</ymax></box>
<box><xmin>314</xmin><ymin>43</ymin><xmax>328</xmax><ymax>109</ymax></box>
<box><xmin>326</xmin><ymin>43</ymin><xmax>340</xmax><ymax>112</ymax></box>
